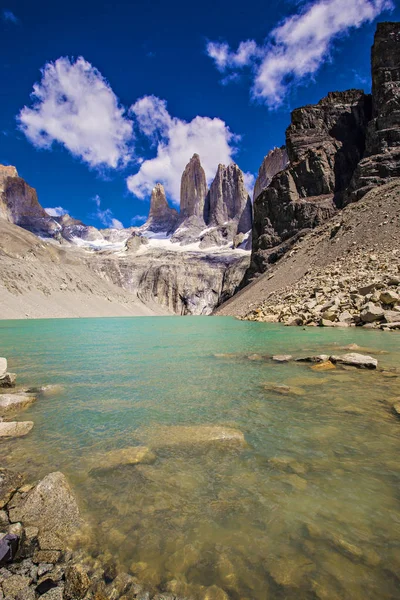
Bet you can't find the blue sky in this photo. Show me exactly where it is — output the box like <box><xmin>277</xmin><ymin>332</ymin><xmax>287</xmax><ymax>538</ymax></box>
<box><xmin>0</xmin><ymin>0</ymin><xmax>398</xmax><ymax>229</ymax></box>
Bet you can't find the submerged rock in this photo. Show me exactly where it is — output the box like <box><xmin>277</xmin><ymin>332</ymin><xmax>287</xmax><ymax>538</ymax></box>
<box><xmin>329</xmin><ymin>353</ymin><xmax>378</xmax><ymax>369</ymax></box>
<box><xmin>272</xmin><ymin>355</ymin><xmax>293</xmax><ymax>363</ymax></box>
<box><xmin>137</xmin><ymin>425</ymin><xmax>246</xmax><ymax>448</ymax></box>
<box><xmin>264</xmin><ymin>383</ymin><xmax>305</xmax><ymax>396</ymax></box>
<box><xmin>311</xmin><ymin>361</ymin><xmax>336</xmax><ymax>372</ymax></box>
<box><xmin>0</xmin><ymin>421</ymin><xmax>33</xmax><ymax>438</ymax></box>
<box><xmin>8</xmin><ymin>472</ymin><xmax>83</xmax><ymax>551</ymax></box>
<box><xmin>88</xmin><ymin>446</ymin><xmax>156</xmax><ymax>472</ymax></box>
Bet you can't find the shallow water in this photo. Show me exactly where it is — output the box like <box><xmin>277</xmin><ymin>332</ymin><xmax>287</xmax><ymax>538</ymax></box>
<box><xmin>1</xmin><ymin>316</ymin><xmax>400</xmax><ymax>599</ymax></box>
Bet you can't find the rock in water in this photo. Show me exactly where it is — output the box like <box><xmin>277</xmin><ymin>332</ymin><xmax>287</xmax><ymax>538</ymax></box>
<box><xmin>208</xmin><ymin>163</ymin><xmax>252</xmax><ymax>234</ymax></box>
<box><xmin>8</xmin><ymin>472</ymin><xmax>83</xmax><ymax>550</ymax></box>
<box><xmin>0</xmin><ymin>421</ymin><xmax>33</xmax><ymax>438</ymax></box>
<box><xmin>0</xmin><ymin>373</ymin><xmax>17</xmax><ymax>388</ymax></box>
<box><xmin>136</xmin><ymin>425</ymin><xmax>246</xmax><ymax>449</ymax></box>
<box><xmin>329</xmin><ymin>353</ymin><xmax>378</xmax><ymax>369</ymax></box>
<box><xmin>87</xmin><ymin>446</ymin><xmax>156</xmax><ymax>472</ymax></box>
<box><xmin>180</xmin><ymin>153</ymin><xmax>208</xmax><ymax>220</ymax></box>
<box><xmin>0</xmin><ymin>393</ymin><xmax>36</xmax><ymax>417</ymax></box>
<box><xmin>253</xmin><ymin>147</ymin><xmax>289</xmax><ymax>201</ymax></box>
<box><xmin>0</xmin><ymin>357</ymin><xmax>7</xmax><ymax>378</ymax></box>
<box><xmin>144</xmin><ymin>183</ymin><xmax>178</xmax><ymax>234</ymax></box>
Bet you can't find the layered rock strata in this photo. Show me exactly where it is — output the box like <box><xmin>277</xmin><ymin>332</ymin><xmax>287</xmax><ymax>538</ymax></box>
<box><xmin>347</xmin><ymin>22</ymin><xmax>400</xmax><ymax>200</ymax></box>
<box><xmin>0</xmin><ymin>166</ymin><xmax>59</xmax><ymax>236</ymax></box>
<box><xmin>249</xmin><ymin>89</ymin><xmax>372</xmax><ymax>279</ymax></box>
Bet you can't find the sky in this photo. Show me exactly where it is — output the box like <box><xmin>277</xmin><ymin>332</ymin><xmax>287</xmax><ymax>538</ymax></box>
<box><xmin>0</xmin><ymin>0</ymin><xmax>398</xmax><ymax>229</ymax></box>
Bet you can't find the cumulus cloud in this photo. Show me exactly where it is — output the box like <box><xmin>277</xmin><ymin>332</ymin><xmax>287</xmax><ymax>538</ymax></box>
<box><xmin>2</xmin><ymin>9</ymin><xmax>18</xmax><ymax>23</ymax></box>
<box><xmin>92</xmin><ymin>195</ymin><xmax>123</xmax><ymax>229</ymax></box>
<box><xmin>131</xmin><ymin>214</ymin><xmax>147</xmax><ymax>225</ymax></box>
<box><xmin>127</xmin><ymin>96</ymin><xmax>239</xmax><ymax>204</ymax></box>
<box><xmin>207</xmin><ymin>0</ymin><xmax>392</xmax><ymax>107</ymax></box>
<box><xmin>18</xmin><ymin>57</ymin><xmax>134</xmax><ymax>169</ymax></box>
<box><xmin>45</xmin><ymin>206</ymin><xmax>68</xmax><ymax>217</ymax></box>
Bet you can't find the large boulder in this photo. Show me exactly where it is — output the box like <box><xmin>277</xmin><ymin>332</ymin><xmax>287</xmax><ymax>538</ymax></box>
<box><xmin>0</xmin><ymin>421</ymin><xmax>33</xmax><ymax>438</ymax></box>
<box><xmin>360</xmin><ymin>302</ymin><xmax>384</xmax><ymax>323</ymax></box>
<box><xmin>0</xmin><ymin>393</ymin><xmax>36</xmax><ymax>417</ymax></box>
<box><xmin>8</xmin><ymin>472</ymin><xmax>83</xmax><ymax>551</ymax></box>
<box><xmin>0</xmin><ymin>373</ymin><xmax>17</xmax><ymax>388</ymax></box>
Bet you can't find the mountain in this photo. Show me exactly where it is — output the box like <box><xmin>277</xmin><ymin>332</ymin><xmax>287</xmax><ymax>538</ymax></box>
<box><xmin>216</xmin><ymin>21</ymin><xmax>400</xmax><ymax>331</ymax></box>
<box><xmin>0</xmin><ymin>158</ymin><xmax>251</xmax><ymax>317</ymax></box>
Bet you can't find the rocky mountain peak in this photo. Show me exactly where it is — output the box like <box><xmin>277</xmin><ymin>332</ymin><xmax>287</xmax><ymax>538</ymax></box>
<box><xmin>208</xmin><ymin>162</ymin><xmax>252</xmax><ymax>233</ymax></box>
<box><xmin>253</xmin><ymin>147</ymin><xmax>288</xmax><ymax>201</ymax></box>
<box><xmin>145</xmin><ymin>183</ymin><xmax>178</xmax><ymax>233</ymax></box>
<box><xmin>180</xmin><ymin>154</ymin><xmax>208</xmax><ymax>220</ymax></box>
<box><xmin>0</xmin><ymin>163</ymin><xmax>59</xmax><ymax>236</ymax></box>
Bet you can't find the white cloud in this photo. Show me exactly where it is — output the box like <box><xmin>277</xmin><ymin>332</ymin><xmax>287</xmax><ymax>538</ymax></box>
<box><xmin>18</xmin><ymin>57</ymin><xmax>134</xmax><ymax>169</ymax></box>
<box><xmin>127</xmin><ymin>96</ymin><xmax>239</xmax><ymax>204</ymax></box>
<box><xmin>92</xmin><ymin>195</ymin><xmax>123</xmax><ymax>229</ymax></box>
<box><xmin>206</xmin><ymin>0</ymin><xmax>393</xmax><ymax>108</ymax></box>
<box><xmin>2</xmin><ymin>10</ymin><xmax>18</xmax><ymax>23</ymax></box>
<box><xmin>131</xmin><ymin>214</ymin><xmax>147</xmax><ymax>225</ymax></box>
<box><xmin>45</xmin><ymin>206</ymin><xmax>67</xmax><ymax>217</ymax></box>
<box><xmin>243</xmin><ymin>172</ymin><xmax>255</xmax><ymax>197</ymax></box>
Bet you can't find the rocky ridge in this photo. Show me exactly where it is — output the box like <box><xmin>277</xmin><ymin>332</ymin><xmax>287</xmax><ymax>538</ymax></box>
<box><xmin>246</xmin><ymin>22</ymin><xmax>399</xmax><ymax>283</ymax></box>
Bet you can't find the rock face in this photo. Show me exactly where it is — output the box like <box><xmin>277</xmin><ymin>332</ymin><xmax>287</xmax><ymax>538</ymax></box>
<box><xmin>144</xmin><ymin>183</ymin><xmax>178</xmax><ymax>234</ymax></box>
<box><xmin>253</xmin><ymin>147</ymin><xmax>288</xmax><ymax>201</ymax></box>
<box><xmin>347</xmin><ymin>22</ymin><xmax>400</xmax><ymax>200</ymax></box>
<box><xmin>180</xmin><ymin>154</ymin><xmax>208</xmax><ymax>220</ymax></box>
<box><xmin>207</xmin><ymin>163</ymin><xmax>252</xmax><ymax>234</ymax></box>
<box><xmin>0</xmin><ymin>166</ymin><xmax>59</xmax><ymax>236</ymax></box>
<box><xmin>249</xmin><ymin>89</ymin><xmax>372</xmax><ymax>278</ymax></box>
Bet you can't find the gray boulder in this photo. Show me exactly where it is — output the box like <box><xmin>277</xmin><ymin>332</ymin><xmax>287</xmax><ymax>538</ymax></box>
<box><xmin>8</xmin><ymin>472</ymin><xmax>83</xmax><ymax>551</ymax></box>
<box><xmin>0</xmin><ymin>421</ymin><xmax>33</xmax><ymax>438</ymax></box>
<box><xmin>360</xmin><ymin>302</ymin><xmax>384</xmax><ymax>323</ymax></box>
<box><xmin>330</xmin><ymin>353</ymin><xmax>378</xmax><ymax>369</ymax></box>
<box><xmin>0</xmin><ymin>394</ymin><xmax>36</xmax><ymax>417</ymax></box>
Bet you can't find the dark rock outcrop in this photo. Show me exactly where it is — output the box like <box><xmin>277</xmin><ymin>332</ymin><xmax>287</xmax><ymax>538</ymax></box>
<box><xmin>253</xmin><ymin>147</ymin><xmax>289</xmax><ymax>201</ymax></box>
<box><xmin>144</xmin><ymin>183</ymin><xmax>178</xmax><ymax>233</ymax></box>
<box><xmin>347</xmin><ymin>22</ymin><xmax>400</xmax><ymax>200</ymax></box>
<box><xmin>249</xmin><ymin>89</ymin><xmax>372</xmax><ymax>278</ymax></box>
<box><xmin>0</xmin><ymin>166</ymin><xmax>59</xmax><ymax>236</ymax></box>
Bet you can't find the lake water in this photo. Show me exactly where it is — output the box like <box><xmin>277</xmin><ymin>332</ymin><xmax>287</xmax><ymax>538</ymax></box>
<box><xmin>1</xmin><ymin>316</ymin><xmax>400</xmax><ymax>599</ymax></box>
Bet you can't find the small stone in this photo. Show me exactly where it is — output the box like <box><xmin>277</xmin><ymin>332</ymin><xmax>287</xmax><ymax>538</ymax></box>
<box><xmin>392</xmin><ymin>403</ymin><xmax>400</xmax><ymax>417</ymax></box>
<box><xmin>272</xmin><ymin>355</ymin><xmax>293</xmax><ymax>362</ymax></box>
<box><xmin>311</xmin><ymin>361</ymin><xmax>336</xmax><ymax>372</ymax></box>
<box><xmin>1</xmin><ymin>574</ymin><xmax>31</xmax><ymax>597</ymax></box>
<box><xmin>0</xmin><ymin>373</ymin><xmax>17</xmax><ymax>388</ymax></box>
<box><xmin>33</xmin><ymin>550</ymin><xmax>61</xmax><ymax>564</ymax></box>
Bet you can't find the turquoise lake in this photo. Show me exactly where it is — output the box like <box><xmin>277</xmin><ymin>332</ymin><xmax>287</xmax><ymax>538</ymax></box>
<box><xmin>1</xmin><ymin>316</ymin><xmax>400</xmax><ymax>599</ymax></box>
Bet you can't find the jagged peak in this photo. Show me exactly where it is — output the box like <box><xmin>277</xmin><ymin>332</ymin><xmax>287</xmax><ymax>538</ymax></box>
<box><xmin>0</xmin><ymin>164</ymin><xmax>18</xmax><ymax>179</ymax></box>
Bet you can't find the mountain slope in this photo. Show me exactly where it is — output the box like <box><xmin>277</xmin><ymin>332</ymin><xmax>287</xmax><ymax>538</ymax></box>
<box><xmin>215</xmin><ymin>180</ymin><xmax>400</xmax><ymax>322</ymax></box>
